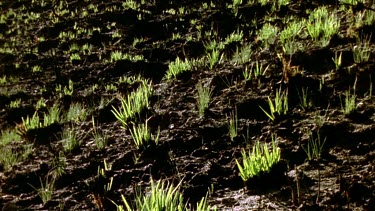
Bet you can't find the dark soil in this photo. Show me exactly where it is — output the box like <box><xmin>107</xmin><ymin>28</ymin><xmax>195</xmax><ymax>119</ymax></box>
<box><xmin>1</xmin><ymin>0</ymin><xmax>375</xmax><ymax>210</ymax></box>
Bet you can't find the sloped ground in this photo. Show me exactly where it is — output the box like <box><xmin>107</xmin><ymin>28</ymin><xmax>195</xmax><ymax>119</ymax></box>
<box><xmin>0</xmin><ymin>0</ymin><xmax>374</xmax><ymax>210</ymax></box>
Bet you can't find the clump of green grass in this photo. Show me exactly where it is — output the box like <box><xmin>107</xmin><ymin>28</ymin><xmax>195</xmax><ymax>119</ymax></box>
<box><xmin>50</xmin><ymin>151</ymin><xmax>66</xmax><ymax>178</ymax></box>
<box><xmin>353</xmin><ymin>35</ymin><xmax>371</xmax><ymax>63</ymax></box>
<box><xmin>332</xmin><ymin>51</ymin><xmax>342</xmax><ymax>71</ymax></box>
<box><xmin>280</xmin><ymin>19</ymin><xmax>304</xmax><ymax>55</ymax></box>
<box><xmin>0</xmin><ymin>146</ymin><xmax>21</xmax><ymax>171</ymax></box>
<box><xmin>257</xmin><ymin>23</ymin><xmax>278</xmax><ymax>48</ymax></box>
<box><xmin>204</xmin><ymin>39</ymin><xmax>225</xmax><ymax>52</ymax></box>
<box><xmin>227</xmin><ymin>108</ymin><xmax>238</xmax><ymax>141</ymax></box>
<box><xmin>61</xmin><ymin>127</ymin><xmax>81</xmax><ymax>152</ymax></box>
<box><xmin>259</xmin><ymin>88</ymin><xmax>288</xmax><ymax>121</ymax></box>
<box><xmin>115</xmin><ymin>179</ymin><xmax>217</xmax><ymax>211</ymax></box>
<box><xmin>224</xmin><ymin>29</ymin><xmax>243</xmax><ymax>45</ymax></box>
<box><xmin>302</xmin><ymin>130</ymin><xmax>326</xmax><ymax>161</ymax></box>
<box><xmin>121</xmin><ymin>179</ymin><xmax>186</xmax><ymax>211</ymax></box>
<box><xmin>196</xmin><ymin>83</ymin><xmax>213</xmax><ymax>117</ymax></box>
<box><xmin>297</xmin><ymin>87</ymin><xmax>312</xmax><ymax>110</ymax></box>
<box><xmin>112</xmin><ymin>81</ymin><xmax>152</xmax><ymax>127</ymax></box>
<box><xmin>20</xmin><ymin>104</ymin><xmax>61</xmax><ymax>133</ymax></box>
<box><xmin>109</xmin><ymin>51</ymin><xmax>144</xmax><ymax>63</ymax></box>
<box><xmin>55</xmin><ymin>80</ymin><xmax>74</xmax><ymax>98</ymax></box>
<box><xmin>29</xmin><ymin>176</ymin><xmax>55</xmax><ymax>205</ymax></box>
<box><xmin>8</xmin><ymin>99</ymin><xmax>21</xmax><ymax>108</ymax></box>
<box><xmin>97</xmin><ymin>159</ymin><xmax>113</xmax><ymax>193</ymax></box>
<box><xmin>91</xmin><ymin>116</ymin><xmax>107</xmax><ymax>150</ymax></box>
<box><xmin>129</xmin><ymin>120</ymin><xmax>159</xmax><ymax>149</ymax></box>
<box><xmin>0</xmin><ymin>130</ymin><xmax>25</xmax><ymax>171</ymax></box>
<box><xmin>232</xmin><ymin>44</ymin><xmax>253</xmax><ymax>65</ymax></box>
<box><xmin>340</xmin><ymin>87</ymin><xmax>356</xmax><ymax>115</ymax></box>
<box><xmin>236</xmin><ymin>135</ymin><xmax>281</xmax><ymax>182</ymax></box>
<box><xmin>306</xmin><ymin>6</ymin><xmax>340</xmax><ymax>47</ymax></box>
<box><xmin>165</xmin><ymin>57</ymin><xmax>192</xmax><ymax>80</ymax></box>
<box><xmin>243</xmin><ymin>61</ymin><xmax>268</xmax><ymax>81</ymax></box>
<box><xmin>206</xmin><ymin>49</ymin><xmax>224</xmax><ymax>69</ymax></box>
<box><xmin>65</xmin><ymin>102</ymin><xmax>87</xmax><ymax>122</ymax></box>
<box><xmin>0</xmin><ymin>129</ymin><xmax>20</xmax><ymax>146</ymax></box>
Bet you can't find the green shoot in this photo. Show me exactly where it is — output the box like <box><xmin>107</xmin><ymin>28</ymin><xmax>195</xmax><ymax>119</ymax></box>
<box><xmin>196</xmin><ymin>83</ymin><xmax>213</xmax><ymax>117</ymax></box>
<box><xmin>236</xmin><ymin>135</ymin><xmax>281</xmax><ymax>182</ymax></box>
<box><xmin>259</xmin><ymin>88</ymin><xmax>288</xmax><ymax>121</ymax></box>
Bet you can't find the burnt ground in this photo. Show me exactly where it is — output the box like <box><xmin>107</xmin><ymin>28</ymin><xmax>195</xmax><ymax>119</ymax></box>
<box><xmin>0</xmin><ymin>0</ymin><xmax>375</xmax><ymax>210</ymax></box>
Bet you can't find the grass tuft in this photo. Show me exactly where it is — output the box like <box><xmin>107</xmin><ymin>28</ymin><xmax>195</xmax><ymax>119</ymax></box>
<box><xmin>236</xmin><ymin>135</ymin><xmax>281</xmax><ymax>182</ymax></box>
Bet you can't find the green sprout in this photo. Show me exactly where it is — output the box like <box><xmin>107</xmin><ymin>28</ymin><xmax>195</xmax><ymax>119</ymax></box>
<box><xmin>340</xmin><ymin>87</ymin><xmax>356</xmax><ymax>115</ymax></box>
<box><xmin>257</xmin><ymin>23</ymin><xmax>278</xmax><ymax>48</ymax></box>
<box><xmin>332</xmin><ymin>51</ymin><xmax>342</xmax><ymax>71</ymax></box>
<box><xmin>91</xmin><ymin>116</ymin><xmax>107</xmax><ymax>150</ymax></box>
<box><xmin>302</xmin><ymin>130</ymin><xmax>326</xmax><ymax>161</ymax></box>
<box><xmin>206</xmin><ymin>49</ymin><xmax>223</xmax><ymax>69</ymax></box>
<box><xmin>297</xmin><ymin>87</ymin><xmax>312</xmax><ymax>110</ymax></box>
<box><xmin>236</xmin><ymin>135</ymin><xmax>281</xmax><ymax>182</ymax></box>
<box><xmin>29</xmin><ymin>176</ymin><xmax>55</xmax><ymax>205</ymax></box>
<box><xmin>243</xmin><ymin>61</ymin><xmax>268</xmax><ymax>81</ymax></box>
<box><xmin>122</xmin><ymin>179</ymin><xmax>186</xmax><ymax>211</ymax></box>
<box><xmin>227</xmin><ymin>108</ymin><xmax>238</xmax><ymax>141</ymax></box>
<box><xmin>165</xmin><ymin>57</ymin><xmax>192</xmax><ymax>80</ymax></box>
<box><xmin>353</xmin><ymin>35</ymin><xmax>371</xmax><ymax>63</ymax></box>
<box><xmin>66</xmin><ymin>103</ymin><xmax>87</xmax><ymax>122</ymax></box>
<box><xmin>129</xmin><ymin>119</ymin><xmax>159</xmax><ymax>149</ymax></box>
<box><xmin>61</xmin><ymin>127</ymin><xmax>81</xmax><ymax>152</ymax></box>
<box><xmin>259</xmin><ymin>88</ymin><xmax>288</xmax><ymax>121</ymax></box>
<box><xmin>196</xmin><ymin>83</ymin><xmax>213</xmax><ymax>117</ymax></box>
<box><xmin>112</xmin><ymin>82</ymin><xmax>152</xmax><ymax>127</ymax></box>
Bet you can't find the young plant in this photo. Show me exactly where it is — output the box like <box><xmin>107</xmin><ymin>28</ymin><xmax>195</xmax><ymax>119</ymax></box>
<box><xmin>129</xmin><ymin>120</ymin><xmax>159</xmax><ymax>149</ymax></box>
<box><xmin>196</xmin><ymin>83</ymin><xmax>213</xmax><ymax>117</ymax></box>
<box><xmin>165</xmin><ymin>57</ymin><xmax>192</xmax><ymax>80</ymax></box>
<box><xmin>206</xmin><ymin>49</ymin><xmax>223</xmax><ymax>69</ymax></box>
<box><xmin>91</xmin><ymin>116</ymin><xmax>107</xmax><ymax>150</ymax></box>
<box><xmin>43</xmin><ymin>103</ymin><xmax>61</xmax><ymax>126</ymax></box>
<box><xmin>21</xmin><ymin>112</ymin><xmax>41</xmax><ymax>131</ymax></box>
<box><xmin>306</xmin><ymin>7</ymin><xmax>340</xmax><ymax>46</ymax></box>
<box><xmin>302</xmin><ymin>131</ymin><xmax>326</xmax><ymax>161</ymax></box>
<box><xmin>105</xmin><ymin>84</ymin><xmax>118</xmax><ymax>92</ymax></box>
<box><xmin>232</xmin><ymin>0</ymin><xmax>242</xmax><ymax>7</ymax></box>
<box><xmin>227</xmin><ymin>108</ymin><xmax>238</xmax><ymax>141</ymax></box>
<box><xmin>66</xmin><ymin>102</ymin><xmax>87</xmax><ymax>122</ymax></box>
<box><xmin>280</xmin><ymin>19</ymin><xmax>304</xmax><ymax>44</ymax></box>
<box><xmin>332</xmin><ymin>51</ymin><xmax>342</xmax><ymax>71</ymax></box>
<box><xmin>340</xmin><ymin>87</ymin><xmax>356</xmax><ymax>115</ymax></box>
<box><xmin>29</xmin><ymin>176</ymin><xmax>55</xmax><ymax>205</ymax></box>
<box><xmin>121</xmin><ymin>179</ymin><xmax>187</xmax><ymax>211</ymax></box>
<box><xmin>97</xmin><ymin>159</ymin><xmax>113</xmax><ymax>193</ymax></box>
<box><xmin>55</xmin><ymin>80</ymin><xmax>74</xmax><ymax>98</ymax></box>
<box><xmin>243</xmin><ymin>61</ymin><xmax>268</xmax><ymax>81</ymax></box>
<box><xmin>112</xmin><ymin>82</ymin><xmax>152</xmax><ymax>127</ymax></box>
<box><xmin>259</xmin><ymin>88</ymin><xmax>288</xmax><ymax>121</ymax></box>
<box><xmin>297</xmin><ymin>87</ymin><xmax>312</xmax><ymax>110</ymax></box>
<box><xmin>204</xmin><ymin>39</ymin><xmax>225</xmax><ymax>52</ymax></box>
<box><xmin>50</xmin><ymin>151</ymin><xmax>66</xmax><ymax>178</ymax></box>
<box><xmin>232</xmin><ymin>44</ymin><xmax>253</xmax><ymax>65</ymax></box>
<box><xmin>61</xmin><ymin>127</ymin><xmax>81</xmax><ymax>152</ymax></box>
<box><xmin>224</xmin><ymin>29</ymin><xmax>243</xmax><ymax>45</ymax></box>
<box><xmin>8</xmin><ymin>99</ymin><xmax>21</xmax><ymax>108</ymax></box>
<box><xmin>257</xmin><ymin>23</ymin><xmax>278</xmax><ymax>48</ymax></box>
<box><xmin>0</xmin><ymin>146</ymin><xmax>21</xmax><ymax>171</ymax></box>
<box><xmin>282</xmin><ymin>39</ymin><xmax>302</xmax><ymax>55</ymax></box>
<box><xmin>370</xmin><ymin>75</ymin><xmax>373</xmax><ymax>98</ymax></box>
<box><xmin>0</xmin><ymin>129</ymin><xmax>20</xmax><ymax>146</ymax></box>
<box><xmin>236</xmin><ymin>135</ymin><xmax>281</xmax><ymax>182</ymax></box>
<box><xmin>353</xmin><ymin>35</ymin><xmax>371</xmax><ymax>63</ymax></box>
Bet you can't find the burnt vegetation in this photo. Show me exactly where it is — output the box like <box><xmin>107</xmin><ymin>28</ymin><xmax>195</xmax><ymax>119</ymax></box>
<box><xmin>0</xmin><ymin>0</ymin><xmax>375</xmax><ymax>210</ymax></box>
